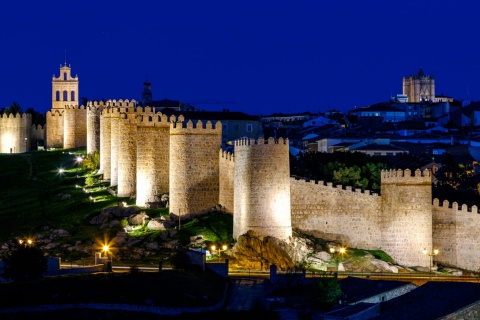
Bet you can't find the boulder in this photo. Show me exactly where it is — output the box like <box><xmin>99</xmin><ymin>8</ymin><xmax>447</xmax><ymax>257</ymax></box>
<box><xmin>147</xmin><ymin>219</ymin><xmax>166</xmax><ymax>231</ymax></box>
<box><xmin>89</xmin><ymin>212</ymin><xmax>111</xmax><ymax>225</ymax></box>
<box><xmin>51</xmin><ymin>229</ymin><xmax>70</xmax><ymax>238</ymax></box>
<box><xmin>129</xmin><ymin>212</ymin><xmax>149</xmax><ymax>225</ymax></box>
<box><xmin>145</xmin><ymin>242</ymin><xmax>160</xmax><ymax>251</ymax></box>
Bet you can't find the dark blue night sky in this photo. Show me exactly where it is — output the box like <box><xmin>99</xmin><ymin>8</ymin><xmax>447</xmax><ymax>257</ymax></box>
<box><xmin>1</xmin><ymin>0</ymin><xmax>479</xmax><ymax>115</ymax></box>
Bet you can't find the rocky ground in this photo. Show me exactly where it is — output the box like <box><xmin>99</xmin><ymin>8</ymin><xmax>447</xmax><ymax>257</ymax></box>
<box><xmin>0</xmin><ymin>203</ymin><xmax>469</xmax><ymax>276</ymax></box>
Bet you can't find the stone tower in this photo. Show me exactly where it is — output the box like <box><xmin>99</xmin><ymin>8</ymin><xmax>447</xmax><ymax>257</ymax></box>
<box><xmin>52</xmin><ymin>61</ymin><xmax>79</xmax><ymax>110</ymax></box>
<box><xmin>381</xmin><ymin>169</ymin><xmax>432</xmax><ymax>267</ymax></box>
<box><xmin>142</xmin><ymin>82</ymin><xmax>152</xmax><ymax>106</ymax></box>
<box><xmin>402</xmin><ymin>67</ymin><xmax>435</xmax><ymax>102</ymax></box>
<box><xmin>169</xmin><ymin>119</ymin><xmax>222</xmax><ymax>217</ymax></box>
<box><xmin>233</xmin><ymin>137</ymin><xmax>292</xmax><ymax>240</ymax></box>
<box><xmin>135</xmin><ymin>109</ymin><xmax>171</xmax><ymax>206</ymax></box>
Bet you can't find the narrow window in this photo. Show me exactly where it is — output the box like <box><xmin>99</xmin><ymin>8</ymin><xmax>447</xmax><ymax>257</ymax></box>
<box><xmin>71</xmin><ymin>91</ymin><xmax>75</xmax><ymax>101</ymax></box>
<box><xmin>246</xmin><ymin>124</ymin><xmax>253</xmax><ymax>132</ymax></box>
<box><xmin>63</xmin><ymin>91</ymin><xmax>68</xmax><ymax>101</ymax></box>
<box><xmin>63</xmin><ymin>72</ymin><xmax>67</xmax><ymax>81</ymax></box>
<box><xmin>55</xmin><ymin>91</ymin><xmax>60</xmax><ymax>101</ymax></box>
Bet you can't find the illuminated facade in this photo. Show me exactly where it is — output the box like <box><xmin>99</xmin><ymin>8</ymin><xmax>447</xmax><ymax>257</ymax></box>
<box><xmin>402</xmin><ymin>67</ymin><xmax>435</xmax><ymax>102</ymax></box>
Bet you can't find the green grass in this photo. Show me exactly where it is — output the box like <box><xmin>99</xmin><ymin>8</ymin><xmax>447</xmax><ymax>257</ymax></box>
<box><xmin>177</xmin><ymin>213</ymin><xmax>234</xmax><ymax>246</ymax></box>
<box><xmin>0</xmin><ymin>270</ymin><xmax>226</xmax><ymax>308</ymax></box>
<box><xmin>0</xmin><ymin>149</ymin><xmax>125</xmax><ymax>243</ymax></box>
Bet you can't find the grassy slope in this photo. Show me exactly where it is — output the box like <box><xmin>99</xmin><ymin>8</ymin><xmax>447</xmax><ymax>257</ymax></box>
<box><xmin>0</xmin><ymin>150</ymin><xmax>128</xmax><ymax>244</ymax></box>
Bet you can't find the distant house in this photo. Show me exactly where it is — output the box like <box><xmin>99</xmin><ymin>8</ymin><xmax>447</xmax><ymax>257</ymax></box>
<box><xmin>349</xmin><ymin>103</ymin><xmax>406</xmax><ymax>123</ymax></box>
<box><xmin>352</xmin><ymin>143</ymin><xmax>409</xmax><ymax>156</ymax></box>
<box><xmin>161</xmin><ymin>109</ymin><xmax>263</xmax><ymax>143</ymax></box>
<box><xmin>303</xmin><ymin>115</ymin><xmax>335</xmax><ymax>128</ymax></box>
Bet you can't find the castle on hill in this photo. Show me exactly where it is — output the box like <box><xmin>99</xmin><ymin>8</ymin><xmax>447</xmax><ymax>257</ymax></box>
<box><xmin>2</xmin><ymin>63</ymin><xmax>480</xmax><ymax>271</ymax></box>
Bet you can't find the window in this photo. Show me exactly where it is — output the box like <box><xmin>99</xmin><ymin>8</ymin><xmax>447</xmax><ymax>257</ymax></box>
<box><xmin>63</xmin><ymin>90</ymin><xmax>68</xmax><ymax>101</ymax></box>
<box><xmin>63</xmin><ymin>72</ymin><xmax>67</xmax><ymax>81</ymax></box>
<box><xmin>246</xmin><ymin>124</ymin><xmax>253</xmax><ymax>132</ymax></box>
<box><xmin>71</xmin><ymin>91</ymin><xmax>75</xmax><ymax>101</ymax></box>
<box><xmin>55</xmin><ymin>91</ymin><xmax>60</xmax><ymax>101</ymax></box>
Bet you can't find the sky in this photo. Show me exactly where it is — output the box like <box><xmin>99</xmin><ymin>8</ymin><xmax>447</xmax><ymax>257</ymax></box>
<box><xmin>1</xmin><ymin>0</ymin><xmax>480</xmax><ymax>116</ymax></box>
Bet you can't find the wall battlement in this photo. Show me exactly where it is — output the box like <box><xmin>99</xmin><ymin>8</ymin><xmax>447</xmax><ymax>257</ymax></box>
<box><xmin>220</xmin><ymin>149</ymin><xmax>234</xmax><ymax>162</ymax></box>
<box><xmin>381</xmin><ymin>168</ymin><xmax>431</xmax><ymax>184</ymax></box>
<box><xmin>170</xmin><ymin>119</ymin><xmax>221</xmax><ymax>133</ymax></box>
<box><xmin>63</xmin><ymin>105</ymin><xmax>87</xmax><ymax>110</ymax></box>
<box><xmin>291</xmin><ymin>176</ymin><xmax>377</xmax><ymax>198</ymax></box>
<box><xmin>234</xmin><ymin>136</ymin><xmax>288</xmax><ymax>147</ymax></box>
<box><xmin>433</xmin><ymin>198</ymin><xmax>480</xmax><ymax>214</ymax></box>
<box><xmin>46</xmin><ymin>110</ymin><xmax>64</xmax><ymax>117</ymax></box>
<box><xmin>0</xmin><ymin>113</ymin><xmax>31</xmax><ymax>120</ymax></box>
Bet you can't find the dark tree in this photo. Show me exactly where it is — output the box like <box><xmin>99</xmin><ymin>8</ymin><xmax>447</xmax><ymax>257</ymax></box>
<box><xmin>3</xmin><ymin>244</ymin><xmax>47</xmax><ymax>281</ymax></box>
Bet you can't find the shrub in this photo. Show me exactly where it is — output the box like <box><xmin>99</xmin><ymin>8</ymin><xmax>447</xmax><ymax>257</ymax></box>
<box><xmin>82</xmin><ymin>150</ymin><xmax>100</xmax><ymax>172</ymax></box>
<box><xmin>85</xmin><ymin>176</ymin><xmax>97</xmax><ymax>186</ymax></box>
<box><xmin>3</xmin><ymin>244</ymin><xmax>48</xmax><ymax>281</ymax></box>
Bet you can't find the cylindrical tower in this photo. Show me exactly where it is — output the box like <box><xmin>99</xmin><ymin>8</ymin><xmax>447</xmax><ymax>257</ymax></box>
<box><xmin>86</xmin><ymin>104</ymin><xmax>101</xmax><ymax>154</ymax></box>
<box><xmin>99</xmin><ymin>107</ymin><xmax>112</xmax><ymax>179</ymax></box>
<box><xmin>135</xmin><ymin>110</ymin><xmax>171</xmax><ymax>206</ymax></box>
<box><xmin>169</xmin><ymin>119</ymin><xmax>222</xmax><ymax>216</ymax></box>
<box><xmin>110</xmin><ymin>108</ymin><xmax>120</xmax><ymax>187</ymax></box>
<box><xmin>117</xmin><ymin>111</ymin><xmax>138</xmax><ymax>198</ymax></box>
<box><xmin>233</xmin><ymin>137</ymin><xmax>292</xmax><ymax>240</ymax></box>
<box><xmin>381</xmin><ymin>169</ymin><xmax>432</xmax><ymax>267</ymax></box>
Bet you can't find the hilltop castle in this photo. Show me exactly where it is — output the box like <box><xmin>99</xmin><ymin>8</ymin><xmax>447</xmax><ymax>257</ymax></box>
<box><xmin>2</xmin><ymin>63</ymin><xmax>480</xmax><ymax>271</ymax></box>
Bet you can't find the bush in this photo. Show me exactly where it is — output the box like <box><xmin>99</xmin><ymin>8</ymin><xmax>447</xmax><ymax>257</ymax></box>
<box><xmin>3</xmin><ymin>244</ymin><xmax>48</xmax><ymax>282</ymax></box>
<box><xmin>82</xmin><ymin>150</ymin><xmax>100</xmax><ymax>172</ymax></box>
<box><xmin>85</xmin><ymin>176</ymin><xmax>97</xmax><ymax>186</ymax></box>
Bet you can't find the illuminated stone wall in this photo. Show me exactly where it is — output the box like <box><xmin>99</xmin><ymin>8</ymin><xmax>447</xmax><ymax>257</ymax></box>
<box><xmin>63</xmin><ymin>105</ymin><xmax>87</xmax><ymax>149</ymax></box>
<box><xmin>233</xmin><ymin>137</ymin><xmax>292</xmax><ymax>240</ymax></box>
<box><xmin>135</xmin><ymin>109</ymin><xmax>171</xmax><ymax>206</ymax></box>
<box><xmin>109</xmin><ymin>108</ymin><xmax>120</xmax><ymax>187</ymax></box>
<box><xmin>117</xmin><ymin>111</ymin><xmax>138</xmax><ymax>198</ymax></box>
<box><xmin>99</xmin><ymin>108</ymin><xmax>112</xmax><ymax>179</ymax></box>
<box><xmin>380</xmin><ymin>169</ymin><xmax>432</xmax><ymax>267</ymax></box>
<box><xmin>169</xmin><ymin>119</ymin><xmax>222</xmax><ymax>217</ymax></box>
<box><xmin>0</xmin><ymin>113</ymin><xmax>31</xmax><ymax>153</ymax></box>
<box><xmin>30</xmin><ymin>124</ymin><xmax>45</xmax><ymax>149</ymax></box>
<box><xmin>219</xmin><ymin>149</ymin><xmax>234</xmax><ymax>213</ymax></box>
<box><xmin>46</xmin><ymin>110</ymin><xmax>64</xmax><ymax>149</ymax></box>
<box><xmin>433</xmin><ymin>199</ymin><xmax>480</xmax><ymax>272</ymax></box>
<box><xmin>290</xmin><ymin>178</ymin><xmax>382</xmax><ymax>249</ymax></box>
<box><xmin>86</xmin><ymin>105</ymin><xmax>101</xmax><ymax>154</ymax></box>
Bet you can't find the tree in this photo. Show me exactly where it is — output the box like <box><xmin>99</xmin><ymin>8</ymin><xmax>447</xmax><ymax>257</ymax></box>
<box><xmin>4</xmin><ymin>102</ymin><xmax>22</xmax><ymax>116</ymax></box>
<box><xmin>3</xmin><ymin>243</ymin><xmax>47</xmax><ymax>281</ymax></box>
<box><xmin>312</xmin><ymin>277</ymin><xmax>342</xmax><ymax>307</ymax></box>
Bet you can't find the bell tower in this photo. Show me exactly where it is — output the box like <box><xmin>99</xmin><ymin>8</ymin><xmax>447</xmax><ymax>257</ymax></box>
<box><xmin>52</xmin><ymin>59</ymin><xmax>79</xmax><ymax>109</ymax></box>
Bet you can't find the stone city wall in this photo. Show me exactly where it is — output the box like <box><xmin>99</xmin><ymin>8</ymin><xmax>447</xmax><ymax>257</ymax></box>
<box><xmin>219</xmin><ymin>149</ymin><xmax>234</xmax><ymax>214</ymax></box>
<box><xmin>63</xmin><ymin>105</ymin><xmax>87</xmax><ymax>149</ymax></box>
<box><xmin>135</xmin><ymin>111</ymin><xmax>171</xmax><ymax>206</ymax></box>
<box><xmin>233</xmin><ymin>137</ymin><xmax>292</xmax><ymax>240</ymax></box>
<box><xmin>433</xmin><ymin>199</ymin><xmax>480</xmax><ymax>271</ymax></box>
<box><xmin>0</xmin><ymin>113</ymin><xmax>31</xmax><ymax>153</ymax></box>
<box><xmin>380</xmin><ymin>169</ymin><xmax>432</xmax><ymax>267</ymax></box>
<box><xmin>30</xmin><ymin>124</ymin><xmax>45</xmax><ymax>149</ymax></box>
<box><xmin>290</xmin><ymin>178</ymin><xmax>382</xmax><ymax>249</ymax></box>
<box><xmin>86</xmin><ymin>106</ymin><xmax>101</xmax><ymax>154</ymax></box>
<box><xmin>46</xmin><ymin>110</ymin><xmax>64</xmax><ymax>149</ymax></box>
<box><xmin>117</xmin><ymin>112</ymin><xmax>138</xmax><ymax>198</ymax></box>
<box><xmin>169</xmin><ymin>119</ymin><xmax>222</xmax><ymax>217</ymax></box>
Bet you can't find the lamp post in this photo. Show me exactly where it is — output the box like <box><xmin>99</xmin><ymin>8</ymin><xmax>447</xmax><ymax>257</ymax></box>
<box><xmin>423</xmin><ymin>248</ymin><xmax>439</xmax><ymax>273</ymax></box>
<box><xmin>211</xmin><ymin>245</ymin><xmax>228</xmax><ymax>261</ymax></box>
<box><xmin>329</xmin><ymin>247</ymin><xmax>346</xmax><ymax>271</ymax></box>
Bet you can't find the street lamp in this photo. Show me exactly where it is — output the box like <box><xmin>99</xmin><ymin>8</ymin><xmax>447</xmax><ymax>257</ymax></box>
<box><xmin>329</xmin><ymin>247</ymin><xmax>346</xmax><ymax>271</ymax></box>
<box><xmin>211</xmin><ymin>245</ymin><xmax>228</xmax><ymax>261</ymax></box>
<box><xmin>423</xmin><ymin>248</ymin><xmax>439</xmax><ymax>273</ymax></box>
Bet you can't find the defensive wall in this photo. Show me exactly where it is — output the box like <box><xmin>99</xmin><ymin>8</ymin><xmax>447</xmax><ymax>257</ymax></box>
<box><xmin>433</xmin><ymin>199</ymin><xmax>480</xmax><ymax>272</ymax></box>
<box><xmin>233</xmin><ymin>137</ymin><xmax>292</xmax><ymax>240</ymax></box>
<box><xmin>290</xmin><ymin>178</ymin><xmax>382</xmax><ymax>250</ymax></box>
<box><xmin>169</xmin><ymin>119</ymin><xmax>222</xmax><ymax>217</ymax></box>
<box><xmin>0</xmin><ymin>113</ymin><xmax>31</xmax><ymax>153</ymax></box>
<box><xmin>219</xmin><ymin>149</ymin><xmax>234</xmax><ymax>213</ymax></box>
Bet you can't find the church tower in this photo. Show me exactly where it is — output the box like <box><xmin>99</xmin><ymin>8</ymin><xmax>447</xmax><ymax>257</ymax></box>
<box><xmin>142</xmin><ymin>81</ymin><xmax>152</xmax><ymax>106</ymax></box>
<box><xmin>402</xmin><ymin>67</ymin><xmax>435</xmax><ymax>102</ymax></box>
<box><xmin>52</xmin><ymin>60</ymin><xmax>79</xmax><ymax>109</ymax></box>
